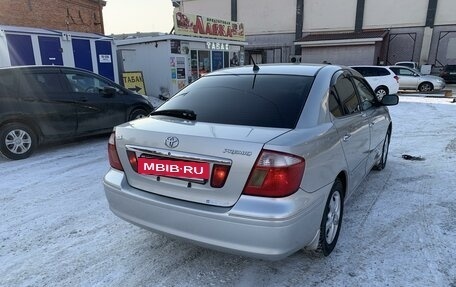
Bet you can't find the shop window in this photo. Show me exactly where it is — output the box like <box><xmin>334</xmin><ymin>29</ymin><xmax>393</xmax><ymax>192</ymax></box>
<box><xmin>198</xmin><ymin>50</ymin><xmax>210</xmax><ymax>77</ymax></box>
<box><xmin>191</xmin><ymin>50</ymin><xmax>198</xmax><ymax>82</ymax></box>
<box><xmin>212</xmin><ymin>51</ymin><xmax>223</xmax><ymax>71</ymax></box>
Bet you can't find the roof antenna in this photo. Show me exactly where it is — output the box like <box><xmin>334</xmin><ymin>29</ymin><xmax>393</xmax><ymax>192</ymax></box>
<box><xmin>250</xmin><ymin>54</ymin><xmax>260</xmax><ymax>72</ymax></box>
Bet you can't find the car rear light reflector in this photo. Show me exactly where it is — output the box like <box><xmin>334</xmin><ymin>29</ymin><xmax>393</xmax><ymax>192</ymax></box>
<box><xmin>394</xmin><ymin>75</ymin><xmax>399</xmax><ymax>83</ymax></box>
<box><xmin>108</xmin><ymin>132</ymin><xmax>123</xmax><ymax>171</ymax></box>
<box><xmin>243</xmin><ymin>150</ymin><xmax>305</xmax><ymax>197</ymax></box>
<box><xmin>211</xmin><ymin>164</ymin><xmax>231</xmax><ymax>188</ymax></box>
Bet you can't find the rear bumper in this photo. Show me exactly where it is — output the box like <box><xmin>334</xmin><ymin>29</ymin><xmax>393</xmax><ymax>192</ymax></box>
<box><xmin>103</xmin><ymin>169</ymin><xmax>330</xmax><ymax>260</ymax></box>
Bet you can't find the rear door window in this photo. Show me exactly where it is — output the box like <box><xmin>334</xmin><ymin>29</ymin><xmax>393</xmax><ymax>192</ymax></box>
<box><xmin>333</xmin><ymin>76</ymin><xmax>360</xmax><ymax>115</ymax></box>
<box><xmin>391</xmin><ymin>67</ymin><xmax>414</xmax><ymax>76</ymax></box>
<box><xmin>156</xmin><ymin>74</ymin><xmax>314</xmax><ymax>129</ymax></box>
<box><xmin>64</xmin><ymin>73</ymin><xmax>118</xmax><ymax>94</ymax></box>
<box><xmin>374</xmin><ymin>68</ymin><xmax>390</xmax><ymax>76</ymax></box>
<box><xmin>352</xmin><ymin>77</ymin><xmax>376</xmax><ymax>110</ymax></box>
<box><xmin>22</xmin><ymin>72</ymin><xmax>64</xmax><ymax>94</ymax></box>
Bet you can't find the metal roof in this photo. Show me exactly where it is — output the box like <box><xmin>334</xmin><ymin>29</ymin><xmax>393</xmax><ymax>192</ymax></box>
<box><xmin>115</xmin><ymin>34</ymin><xmax>248</xmax><ymax>46</ymax></box>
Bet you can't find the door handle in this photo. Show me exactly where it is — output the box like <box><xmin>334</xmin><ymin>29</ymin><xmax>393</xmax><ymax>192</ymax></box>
<box><xmin>369</xmin><ymin>122</ymin><xmax>375</xmax><ymax>127</ymax></box>
<box><xmin>343</xmin><ymin>134</ymin><xmax>351</xmax><ymax>142</ymax></box>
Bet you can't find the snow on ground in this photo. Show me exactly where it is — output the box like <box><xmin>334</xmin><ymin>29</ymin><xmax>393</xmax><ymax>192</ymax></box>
<box><xmin>1</xmin><ymin>95</ymin><xmax>456</xmax><ymax>287</ymax></box>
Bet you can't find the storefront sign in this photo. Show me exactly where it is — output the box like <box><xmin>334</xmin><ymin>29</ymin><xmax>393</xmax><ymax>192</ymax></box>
<box><xmin>174</xmin><ymin>12</ymin><xmax>245</xmax><ymax>41</ymax></box>
<box><xmin>122</xmin><ymin>71</ymin><xmax>146</xmax><ymax>95</ymax></box>
<box><xmin>206</xmin><ymin>42</ymin><xmax>229</xmax><ymax>51</ymax></box>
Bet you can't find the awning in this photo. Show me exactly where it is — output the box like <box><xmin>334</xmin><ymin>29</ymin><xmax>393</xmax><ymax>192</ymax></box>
<box><xmin>295</xmin><ymin>30</ymin><xmax>388</xmax><ymax>47</ymax></box>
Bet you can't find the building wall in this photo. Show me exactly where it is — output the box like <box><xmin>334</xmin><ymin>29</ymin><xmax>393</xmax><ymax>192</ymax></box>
<box><xmin>303</xmin><ymin>0</ymin><xmax>357</xmax><ymax>32</ymax></box>
<box><xmin>118</xmin><ymin>41</ymin><xmax>172</xmax><ymax>97</ymax></box>
<box><xmin>0</xmin><ymin>0</ymin><xmax>105</xmax><ymax>34</ymax></box>
<box><xmin>363</xmin><ymin>0</ymin><xmax>428</xmax><ymax>29</ymax></box>
<box><xmin>428</xmin><ymin>25</ymin><xmax>456</xmax><ymax>67</ymax></box>
<box><xmin>238</xmin><ymin>0</ymin><xmax>296</xmax><ymax>34</ymax></box>
<box><xmin>177</xmin><ymin>0</ymin><xmax>231</xmax><ymax>21</ymax></box>
<box><xmin>385</xmin><ymin>27</ymin><xmax>425</xmax><ymax>65</ymax></box>
<box><xmin>435</xmin><ymin>0</ymin><xmax>456</xmax><ymax>26</ymax></box>
<box><xmin>301</xmin><ymin>45</ymin><xmax>376</xmax><ymax>65</ymax></box>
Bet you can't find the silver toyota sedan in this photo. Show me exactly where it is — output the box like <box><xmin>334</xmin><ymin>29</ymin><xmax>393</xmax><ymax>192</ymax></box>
<box><xmin>103</xmin><ymin>64</ymin><xmax>399</xmax><ymax>260</ymax></box>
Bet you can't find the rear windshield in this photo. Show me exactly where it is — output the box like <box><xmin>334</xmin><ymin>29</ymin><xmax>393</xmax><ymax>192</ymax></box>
<box><xmin>156</xmin><ymin>74</ymin><xmax>313</xmax><ymax>129</ymax></box>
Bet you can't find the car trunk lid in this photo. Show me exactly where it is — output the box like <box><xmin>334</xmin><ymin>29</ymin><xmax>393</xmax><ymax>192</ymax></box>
<box><xmin>114</xmin><ymin>116</ymin><xmax>291</xmax><ymax>207</ymax></box>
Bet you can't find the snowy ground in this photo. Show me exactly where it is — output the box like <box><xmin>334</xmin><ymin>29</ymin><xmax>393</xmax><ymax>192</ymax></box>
<box><xmin>1</xmin><ymin>95</ymin><xmax>456</xmax><ymax>287</ymax></box>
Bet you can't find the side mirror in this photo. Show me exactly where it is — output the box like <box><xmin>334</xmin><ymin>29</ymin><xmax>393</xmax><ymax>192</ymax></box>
<box><xmin>381</xmin><ymin>94</ymin><xmax>399</xmax><ymax>106</ymax></box>
<box><xmin>102</xmin><ymin>86</ymin><xmax>116</xmax><ymax>97</ymax></box>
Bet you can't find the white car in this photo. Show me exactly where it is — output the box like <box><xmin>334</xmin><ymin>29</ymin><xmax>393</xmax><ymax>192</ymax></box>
<box><xmin>350</xmin><ymin>66</ymin><xmax>399</xmax><ymax>98</ymax></box>
<box><xmin>388</xmin><ymin>66</ymin><xmax>446</xmax><ymax>92</ymax></box>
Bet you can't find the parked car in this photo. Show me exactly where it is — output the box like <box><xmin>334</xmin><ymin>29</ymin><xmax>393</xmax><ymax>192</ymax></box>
<box><xmin>104</xmin><ymin>64</ymin><xmax>399</xmax><ymax>260</ymax></box>
<box><xmin>388</xmin><ymin>66</ymin><xmax>446</xmax><ymax>92</ymax></box>
<box><xmin>395</xmin><ymin>61</ymin><xmax>420</xmax><ymax>70</ymax></box>
<box><xmin>440</xmin><ymin>64</ymin><xmax>456</xmax><ymax>83</ymax></box>
<box><xmin>0</xmin><ymin>65</ymin><xmax>153</xmax><ymax>160</ymax></box>
<box><xmin>350</xmin><ymin>65</ymin><xmax>399</xmax><ymax>98</ymax></box>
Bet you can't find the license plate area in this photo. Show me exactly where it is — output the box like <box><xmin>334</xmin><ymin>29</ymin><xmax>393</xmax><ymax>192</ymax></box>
<box><xmin>138</xmin><ymin>157</ymin><xmax>210</xmax><ymax>181</ymax></box>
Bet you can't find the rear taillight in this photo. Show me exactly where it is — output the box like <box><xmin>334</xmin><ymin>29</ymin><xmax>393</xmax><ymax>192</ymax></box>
<box><xmin>108</xmin><ymin>132</ymin><xmax>123</xmax><ymax>171</ymax></box>
<box><xmin>243</xmin><ymin>150</ymin><xmax>305</xmax><ymax>197</ymax></box>
<box><xmin>394</xmin><ymin>75</ymin><xmax>399</xmax><ymax>83</ymax></box>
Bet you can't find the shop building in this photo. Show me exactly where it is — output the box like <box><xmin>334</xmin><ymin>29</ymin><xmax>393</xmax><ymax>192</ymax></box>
<box><xmin>115</xmin><ymin>12</ymin><xmax>246</xmax><ymax>98</ymax></box>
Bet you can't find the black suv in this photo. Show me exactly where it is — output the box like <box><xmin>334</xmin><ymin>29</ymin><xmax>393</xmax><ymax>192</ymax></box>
<box><xmin>440</xmin><ymin>65</ymin><xmax>456</xmax><ymax>83</ymax></box>
<box><xmin>0</xmin><ymin>66</ymin><xmax>153</xmax><ymax>160</ymax></box>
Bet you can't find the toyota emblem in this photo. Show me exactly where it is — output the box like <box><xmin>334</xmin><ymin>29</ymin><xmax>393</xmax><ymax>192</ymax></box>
<box><xmin>165</xmin><ymin>136</ymin><xmax>179</xmax><ymax>148</ymax></box>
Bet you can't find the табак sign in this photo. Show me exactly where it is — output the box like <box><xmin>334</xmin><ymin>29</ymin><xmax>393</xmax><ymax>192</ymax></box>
<box><xmin>122</xmin><ymin>71</ymin><xmax>147</xmax><ymax>96</ymax></box>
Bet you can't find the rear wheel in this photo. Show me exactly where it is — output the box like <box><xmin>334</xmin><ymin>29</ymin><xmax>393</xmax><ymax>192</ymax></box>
<box><xmin>0</xmin><ymin>123</ymin><xmax>37</xmax><ymax>160</ymax></box>
<box><xmin>374</xmin><ymin>130</ymin><xmax>391</xmax><ymax>171</ymax></box>
<box><xmin>317</xmin><ymin>178</ymin><xmax>344</xmax><ymax>256</ymax></box>
<box><xmin>375</xmin><ymin>86</ymin><xmax>388</xmax><ymax>99</ymax></box>
<box><xmin>418</xmin><ymin>82</ymin><xmax>433</xmax><ymax>92</ymax></box>
<box><xmin>129</xmin><ymin>109</ymin><xmax>149</xmax><ymax>121</ymax></box>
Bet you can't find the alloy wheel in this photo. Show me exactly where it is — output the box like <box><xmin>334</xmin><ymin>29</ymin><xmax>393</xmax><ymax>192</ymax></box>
<box><xmin>325</xmin><ymin>190</ymin><xmax>341</xmax><ymax>244</ymax></box>
<box><xmin>5</xmin><ymin>129</ymin><xmax>32</xmax><ymax>155</ymax></box>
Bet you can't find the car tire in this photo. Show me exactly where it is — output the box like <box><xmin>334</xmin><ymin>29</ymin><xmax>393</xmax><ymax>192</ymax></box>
<box><xmin>0</xmin><ymin>123</ymin><xmax>37</xmax><ymax>160</ymax></box>
<box><xmin>418</xmin><ymin>82</ymin><xmax>433</xmax><ymax>92</ymax></box>
<box><xmin>374</xmin><ymin>130</ymin><xmax>391</xmax><ymax>171</ymax></box>
<box><xmin>129</xmin><ymin>109</ymin><xmax>149</xmax><ymax>120</ymax></box>
<box><xmin>375</xmin><ymin>86</ymin><xmax>388</xmax><ymax>99</ymax></box>
<box><xmin>317</xmin><ymin>178</ymin><xmax>344</xmax><ymax>256</ymax></box>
